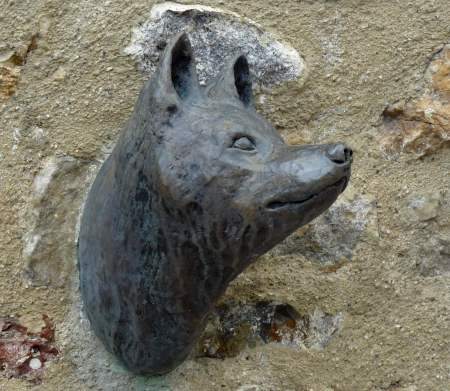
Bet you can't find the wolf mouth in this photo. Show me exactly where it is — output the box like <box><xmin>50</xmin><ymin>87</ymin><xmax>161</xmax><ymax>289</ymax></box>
<box><xmin>266</xmin><ymin>177</ymin><xmax>348</xmax><ymax>210</ymax></box>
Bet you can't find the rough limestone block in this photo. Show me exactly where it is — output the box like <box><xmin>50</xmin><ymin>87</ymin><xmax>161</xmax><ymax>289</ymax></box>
<box><xmin>124</xmin><ymin>2</ymin><xmax>305</xmax><ymax>88</ymax></box>
<box><xmin>23</xmin><ymin>156</ymin><xmax>94</xmax><ymax>286</ymax></box>
<box><xmin>399</xmin><ymin>191</ymin><xmax>442</xmax><ymax>226</ymax></box>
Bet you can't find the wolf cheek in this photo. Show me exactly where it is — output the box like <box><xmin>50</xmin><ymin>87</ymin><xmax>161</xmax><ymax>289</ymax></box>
<box><xmin>78</xmin><ymin>32</ymin><xmax>352</xmax><ymax>375</ymax></box>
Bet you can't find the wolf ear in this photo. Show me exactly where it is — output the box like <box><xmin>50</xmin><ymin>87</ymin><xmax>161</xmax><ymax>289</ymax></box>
<box><xmin>207</xmin><ymin>54</ymin><xmax>254</xmax><ymax>107</ymax></box>
<box><xmin>156</xmin><ymin>32</ymin><xmax>200</xmax><ymax>102</ymax></box>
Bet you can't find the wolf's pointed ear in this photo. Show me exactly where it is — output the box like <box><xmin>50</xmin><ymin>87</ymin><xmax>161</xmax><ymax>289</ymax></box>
<box><xmin>207</xmin><ymin>54</ymin><xmax>254</xmax><ymax>107</ymax></box>
<box><xmin>156</xmin><ymin>32</ymin><xmax>200</xmax><ymax>102</ymax></box>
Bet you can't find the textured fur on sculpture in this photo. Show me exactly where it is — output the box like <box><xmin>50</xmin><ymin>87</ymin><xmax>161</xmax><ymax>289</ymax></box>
<box><xmin>78</xmin><ymin>33</ymin><xmax>352</xmax><ymax>374</ymax></box>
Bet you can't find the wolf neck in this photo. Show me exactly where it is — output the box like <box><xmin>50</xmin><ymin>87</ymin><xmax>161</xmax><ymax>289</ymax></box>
<box><xmin>110</xmin><ymin>113</ymin><xmax>271</xmax><ymax>326</ymax></box>
<box><xmin>109</xmin><ymin>157</ymin><xmax>232</xmax><ymax>322</ymax></box>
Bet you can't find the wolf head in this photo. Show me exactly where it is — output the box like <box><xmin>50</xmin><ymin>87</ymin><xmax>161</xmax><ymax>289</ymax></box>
<box><xmin>114</xmin><ymin>32</ymin><xmax>352</xmax><ymax>293</ymax></box>
<box><xmin>79</xmin><ymin>32</ymin><xmax>353</xmax><ymax>375</ymax></box>
<box><xmin>125</xmin><ymin>33</ymin><xmax>351</xmax><ymax>271</ymax></box>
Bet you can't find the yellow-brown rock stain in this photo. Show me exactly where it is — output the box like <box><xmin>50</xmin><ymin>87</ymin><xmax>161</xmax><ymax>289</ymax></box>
<box><xmin>381</xmin><ymin>45</ymin><xmax>450</xmax><ymax>157</ymax></box>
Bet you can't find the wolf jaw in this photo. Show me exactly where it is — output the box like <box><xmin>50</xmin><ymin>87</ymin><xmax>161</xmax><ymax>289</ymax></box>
<box><xmin>266</xmin><ymin>176</ymin><xmax>349</xmax><ymax>210</ymax></box>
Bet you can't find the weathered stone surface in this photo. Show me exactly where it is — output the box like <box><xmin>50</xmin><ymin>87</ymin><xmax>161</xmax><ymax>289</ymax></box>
<box><xmin>396</xmin><ymin>190</ymin><xmax>450</xmax><ymax>276</ymax></box>
<box><xmin>387</xmin><ymin>387</ymin><xmax>418</xmax><ymax>391</ymax></box>
<box><xmin>1</xmin><ymin>1</ymin><xmax>450</xmax><ymax>390</ymax></box>
<box><xmin>417</xmin><ymin>233</ymin><xmax>450</xmax><ymax>276</ymax></box>
<box><xmin>197</xmin><ymin>301</ymin><xmax>343</xmax><ymax>358</ymax></box>
<box><xmin>273</xmin><ymin>185</ymin><xmax>378</xmax><ymax>265</ymax></box>
<box><xmin>399</xmin><ymin>191</ymin><xmax>442</xmax><ymax>226</ymax></box>
<box><xmin>381</xmin><ymin>44</ymin><xmax>450</xmax><ymax>157</ymax></box>
<box><xmin>22</xmin><ymin>156</ymin><xmax>93</xmax><ymax>286</ymax></box>
<box><xmin>124</xmin><ymin>2</ymin><xmax>305</xmax><ymax>88</ymax></box>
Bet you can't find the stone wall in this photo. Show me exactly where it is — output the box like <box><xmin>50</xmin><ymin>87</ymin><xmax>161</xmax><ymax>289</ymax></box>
<box><xmin>1</xmin><ymin>1</ymin><xmax>449</xmax><ymax>390</ymax></box>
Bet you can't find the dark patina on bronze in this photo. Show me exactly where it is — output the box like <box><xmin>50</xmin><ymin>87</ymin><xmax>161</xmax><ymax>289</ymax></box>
<box><xmin>78</xmin><ymin>33</ymin><xmax>352</xmax><ymax>375</ymax></box>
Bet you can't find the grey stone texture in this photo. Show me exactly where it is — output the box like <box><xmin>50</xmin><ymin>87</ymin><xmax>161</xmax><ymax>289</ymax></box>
<box><xmin>22</xmin><ymin>155</ymin><xmax>94</xmax><ymax>286</ymax></box>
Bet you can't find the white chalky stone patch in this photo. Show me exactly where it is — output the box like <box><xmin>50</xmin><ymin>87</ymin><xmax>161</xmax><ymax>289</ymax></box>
<box><xmin>125</xmin><ymin>2</ymin><xmax>305</xmax><ymax>88</ymax></box>
<box><xmin>29</xmin><ymin>358</ymin><xmax>42</xmax><ymax>370</ymax></box>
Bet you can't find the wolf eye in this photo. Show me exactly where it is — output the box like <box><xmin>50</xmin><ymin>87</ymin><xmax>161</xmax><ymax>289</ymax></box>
<box><xmin>231</xmin><ymin>136</ymin><xmax>256</xmax><ymax>151</ymax></box>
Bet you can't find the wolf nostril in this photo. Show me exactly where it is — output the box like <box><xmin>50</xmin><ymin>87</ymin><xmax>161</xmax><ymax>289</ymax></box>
<box><xmin>326</xmin><ymin>143</ymin><xmax>351</xmax><ymax>164</ymax></box>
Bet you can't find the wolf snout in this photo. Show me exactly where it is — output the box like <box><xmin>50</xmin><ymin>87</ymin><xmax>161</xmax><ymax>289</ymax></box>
<box><xmin>326</xmin><ymin>143</ymin><xmax>353</xmax><ymax>165</ymax></box>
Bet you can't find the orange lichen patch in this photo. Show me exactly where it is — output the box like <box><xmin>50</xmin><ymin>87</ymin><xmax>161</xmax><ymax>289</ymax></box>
<box><xmin>0</xmin><ymin>34</ymin><xmax>38</xmax><ymax>102</ymax></box>
<box><xmin>320</xmin><ymin>259</ymin><xmax>349</xmax><ymax>273</ymax></box>
<box><xmin>0</xmin><ymin>315</ymin><xmax>58</xmax><ymax>384</ymax></box>
<box><xmin>0</xmin><ymin>66</ymin><xmax>20</xmax><ymax>100</ymax></box>
<box><xmin>267</xmin><ymin>317</ymin><xmax>298</xmax><ymax>343</ymax></box>
<box><xmin>431</xmin><ymin>45</ymin><xmax>450</xmax><ymax>95</ymax></box>
<box><xmin>381</xmin><ymin>45</ymin><xmax>450</xmax><ymax>157</ymax></box>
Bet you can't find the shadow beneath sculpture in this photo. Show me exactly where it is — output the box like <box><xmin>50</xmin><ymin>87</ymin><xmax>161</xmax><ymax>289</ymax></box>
<box><xmin>198</xmin><ymin>301</ymin><xmax>343</xmax><ymax>359</ymax></box>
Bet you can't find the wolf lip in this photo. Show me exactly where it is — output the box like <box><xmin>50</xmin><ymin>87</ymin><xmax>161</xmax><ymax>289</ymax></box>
<box><xmin>266</xmin><ymin>177</ymin><xmax>348</xmax><ymax>210</ymax></box>
<box><xmin>266</xmin><ymin>194</ymin><xmax>316</xmax><ymax>210</ymax></box>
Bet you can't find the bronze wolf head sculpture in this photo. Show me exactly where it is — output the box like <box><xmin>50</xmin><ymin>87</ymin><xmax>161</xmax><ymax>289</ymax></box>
<box><xmin>78</xmin><ymin>33</ymin><xmax>352</xmax><ymax>375</ymax></box>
